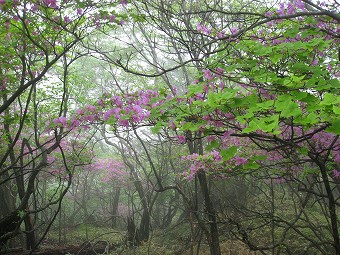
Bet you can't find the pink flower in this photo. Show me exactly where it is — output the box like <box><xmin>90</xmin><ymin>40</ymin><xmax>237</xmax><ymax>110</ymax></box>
<box><xmin>212</xmin><ymin>150</ymin><xmax>222</xmax><ymax>161</ymax></box>
<box><xmin>109</xmin><ymin>14</ymin><xmax>115</xmax><ymax>22</ymax></box>
<box><xmin>203</xmin><ymin>69</ymin><xmax>213</xmax><ymax>80</ymax></box>
<box><xmin>197</xmin><ymin>22</ymin><xmax>203</xmax><ymax>32</ymax></box>
<box><xmin>217</xmin><ymin>30</ymin><xmax>225</xmax><ymax>39</ymax></box>
<box><xmin>234</xmin><ymin>156</ymin><xmax>248</xmax><ymax>166</ymax></box>
<box><xmin>202</xmin><ymin>26</ymin><xmax>211</xmax><ymax>35</ymax></box>
<box><xmin>265</xmin><ymin>12</ymin><xmax>272</xmax><ymax>17</ymax></box>
<box><xmin>187</xmin><ymin>174</ymin><xmax>195</xmax><ymax>181</ymax></box>
<box><xmin>132</xmin><ymin>105</ymin><xmax>143</xmax><ymax>114</ymax></box>
<box><xmin>31</xmin><ymin>4</ymin><xmax>39</xmax><ymax>12</ymax></box>
<box><xmin>195</xmin><ymin>93</ymin><xmax>204</xmax><ymax>100</ymax></box>
<box><xmin>77</xmin><ymin>8</ymin><xmax>83</xmax><ymax>15</ymax></box>
<box><xmin>170</xmin><ymin>121</ymin><xmax>176</xmax><ymax>130</ymax></box>
<box><xmin>294</xmin><ymin>0</ymin><xmax>305</xmax><ymax>10</ymax></box>
<box><xmin>311</xmin><ymin>59</ymin><xmax>318</xmax><ymax>66</ymax></box>
<box><xmin>86</xmin><ymin>105</ymin><xmax>96</xmax><ymax>112</ymax></box>
<box><xmin>76</xmin><ymin>109</ymin><xmax>84</xmax><ymax>115</ymax></box>
<box><xmin>334</xmin><ymin>153</ymin><xmax>340</xmax><ymax>163</ymax></box>
<box><xmin>43</xmin><ymin>0</ymin><xmax>58</xmax><ymax>8</ymax></box>
<box><xmin>103</xmin><ymin>109</ymin><xmax>115</xmax><ymax>121</ymax></box>
<box><xmin>70</xmin><ymin>119</ymin><xmax>81</xmax><ymax>128</ymax></box>
<box><xmin>86</xmin><ymin>115</ymin><xmax>95</xmax><ymax>122</ymax></box>
<box><xmin>64</xmin><ymin>16</ymin><xmax>71</xmax><ymax>24</ymax></box>
<box><xmin>332</xmin><ymin>170</ymin><xmax>340</xmax><ymax>178</ymax></box>
<box><xmin>197</xmin><ymin>23</ymin><xmax>211</xmax><ymax>34</ymax></box>
<box><xmin>118</xmin><ymin>119</ymin><xmax>129</xmax><ymax>127</ymax></box>
<box><xmin>225</xmin><ymin>112</ymin><xmax>235</xmax><ymax>119</ymax></box>
<box><xmin>287</xmin><ymin>2</ymin><xmax>296</xmax><ymax>15</ymax></box>
<box><xmin>327</xmin><ymin>64</ymin><xmax>333</xmax><ymax>71</ymax></box>
<box><xmin>215</xmin><ymin>67</ymin><xmax>224</xmax><ymax>76</ymax></box>
<box><xmin>53</xmin><ymin>116</ymin><xmax>68</xmax><ymax>127</ymax></box>
<box><xmin>177</xmin><ymin>135</ymin><xmax>186</xmax><ymax>144</ymax></box>
<box><xmin>230</xmin><ymin>27</ymin><xmax>238</xmax><ymax>35</ymax></box>
<box><xmin>112</xmin><ymin>95</ymin><xmax>123</xmax><ymax>107</ymax></box>
<box><xmin>203</xmin><ymin>84</ymin><xmax>209</xmax><ymax>94</ymax></box>
<box><xmin>144</xmin><ymin>110</ymin><xmax>150</xmax><ymax>119</ymax></box>
<box><xmin>97</xmin><ymin>99</ymin><xmax>104</xmax><ymax>106</ymax></box>
<box><xmin>207</xmin><ymin>136</ymin><xmax>215</xmax><ymax>142</ymax></box>
<box><xmin>202</xmin><ymin>115</ymin><xmax>210</xmax><ymax>121</ymax></box>
<box><xmin>59</xmin><ymin>117</ymin><xmax>67</xmax><ymax>126</ymax></box>
<box><xmin>121</xmin><ymin>0</ymin><xmax>127</xmax><ymax>5</ymax></box>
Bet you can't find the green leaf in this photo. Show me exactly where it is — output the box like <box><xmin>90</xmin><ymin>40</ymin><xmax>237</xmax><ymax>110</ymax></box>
<box><xmin>243</xmin><ymin>162</ymin><xmax>260</xmax><ymax>170</ymax></box>
<box><xmin>206</xmin><ymin>93</ymin><xmax>218</xmax><ymax>107</ymax></box>
<box><xmin>261</xmin><ymin>115</ymin><xmax>280</xmax><ymax>132</ymax></box>
<box><xmin>251</xmin><ymin>155</ymin><xmax>267</xmax><ymax>161</ymax></box>
<box><xmin>187</xmin><ymin>84</ymin><xmax>203</xmax><ymax>96</ymax></box>
<box><xmin>242</xmin><ymin>119</ymin><xmax>259</xmax><ymax>133</ymax></box>
<box><xmin>275</xmin><ymin>95</ymin><xmax>302</xmax><ymax>117</ymax></box>
<box><xmin>325</xmin><ymin>119</ymin><xmax>340</xmax><ymax>135</ymax></box>
<box><xmin>282</xmin><ymin>102</ymin><xmax>301</xmax><ymax>117</ymax></box>
<box><xmin>236</xmin><ymin>112</ymin><xmax>254</xmax><ymax>123</ymax></box>
<box><xmin>243</xmin><ymin>115</ymin><xmax>280</xmax><ymax>134</ymax></box>
<box><xmin>256</xmin><ymin>100</ymin><xmax>274</xmax><ymax>110</ymax></box>
<box><xmin>270</xmin><ymin>54</ymin><xmax>282</xmax><ymax>64</ymax></box>
<box><xmin>298</xmin><ymin>112</ymin><xmax>319</xmax><ymax>126</ymax></box>
<box><xmin>291</xmin><ymin>63</ymin><xmax>309</xmax><ymax>73</ymax></box>
<box><xmin>333</xmin><ymin>106</ymin><xmax>340</xmax><ymax>115</ymax></box>
<box><xmin>220</xmin><ymin>89</ymin><xmax>237</xmax><ymax>101</ymax></box>
<box><xmin>182</xmin><ymin>122</ymin><xmax>202</xmax><ymax>132</ymax></box>
<box><xmin>220</xmin><ymin>146</ymin><xmax>238</xmax><ymax>161</ymax></box>
<box><xmin>151</xmin><ymin>122</ymin><xmax>164</xmax><ymax>134</ymax></box>
<box><xmin>284</xmin><ymin>24</ymin><xmax>299</xmax><ymax>38</ymax></box>
<box><xmin>320</xmin><ymin>93</ymin><xmax>340</xmax><ymax>106</ymax></box>
<box><xmin>298</xmin><ymin>147</ymin><xmax>309</xmax><ymax>155</ymax></box>
<box><xmin>206</xmin><ymin>140</ymin><xmax>220</xmax><ymax>151</ymax></box>
<box><xmin>105</xmin><ymin>115</ymin><xmax>117</xmax><ymax>125</ymax></box>
<box><xmin>291</xmin><ymin>75</ymin><xmax>305</xmax><ymax>82</ymax></box>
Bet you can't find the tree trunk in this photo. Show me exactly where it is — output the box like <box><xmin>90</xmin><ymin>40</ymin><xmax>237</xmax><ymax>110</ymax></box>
<box><xmin>138</xmin><ymin>209</ymin><xmax>150</xmax><ymax>242</ymax></box>
<box><xmin>111</xmin><ymin>188</ymin><xmax>121</xmax><ymax>228</ymax></box>
<box><xmin>126</xmin><ymin>217</ymin><xmax>139</xmax><ymax>247</ymax></box>
<box><xmin>187</xmin><ymin>131</ymin><xmax>221</xmax><ymax>255</ymax></box>
<box><xmin>318</xmin><ymin>164</ymin><xmax>340</xmax><ymax>254</ymax></box>
<box><xmin>197</xmin><ymin>172</ymin><xmax>221</xmax><ymax>255</ymax></box>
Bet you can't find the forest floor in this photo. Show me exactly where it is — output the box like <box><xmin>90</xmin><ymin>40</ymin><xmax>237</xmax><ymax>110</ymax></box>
<box><xmin>1</xmin><ymin>241</ymin><xmax>258</xmax><ymax>255</ymax></box>
<box><xmin>1</xmin><ymin>224</ymin><xmax>258</xmax><ymax>255</ymax></box>
<box><xmin>2</xmin><ymin>245</ymin><xmax>88</xmax><ymax>255</ymax></box>
<box><xmin>1</xmin><ymin>242</ymin><xmax>112</xmax><ymax>255</ymax></box>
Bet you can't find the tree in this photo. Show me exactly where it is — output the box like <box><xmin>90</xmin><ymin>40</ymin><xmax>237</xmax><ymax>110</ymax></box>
<box><xmin>60</xmin><ymin>0</ymin><xmax>339</xmax><ymax>253</ymax></box>
<box><xmin>2</xmin><ymin>0</ymin><xmax>338</xmax><ymax>254</ymax></box>
<box><xmin>0</xmin><ymin>0</ymin><xmax>131</xmax><ymax>250</ymax></box>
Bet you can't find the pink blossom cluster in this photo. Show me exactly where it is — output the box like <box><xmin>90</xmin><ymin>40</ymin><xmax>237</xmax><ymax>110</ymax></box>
<box><xmin>102</xmin><ymin>90</ymin><xmax>158</xmax><ymax>126</ymax></box>
<box><xmin>310</xmin><ymin>131</ymin><xmax>340</xmax><ymax>157</ymax></box>
<box><xmin>197</xmin><ymin>23</ymin><xmax>211</xmax><ymax>35</ymax></box>
<box><xmin>1</xmin><ymin>0</ymin><xmax>128</xmax><ymax>35</ymax></box>
<box><xmin>43</xmin><ymin>0</ymin><xmax>58</xmax><ymax>9</ymax></box>
<box><xmin>332</xmin><ymin>170</ymin><xmax>340</xmax><ymax>179</ymax></box>
<box><xmin>275</xmin><ymin>1</ymin><xmax>305</xmax><ymax>16</ymax></box>
<box><xmin>91</xmin><ymin>158</ymin><xmax>128</xmax><ymax>183</ymax></box>
<box><xmin>180</xmin><ymin>149</ymin><xmax>249</xmax><ymax>181</ymax></box>
<box><xmin>52</xmin><ymin>90</ymin><xmax>160</xmax><ymax>130</ymax></box>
